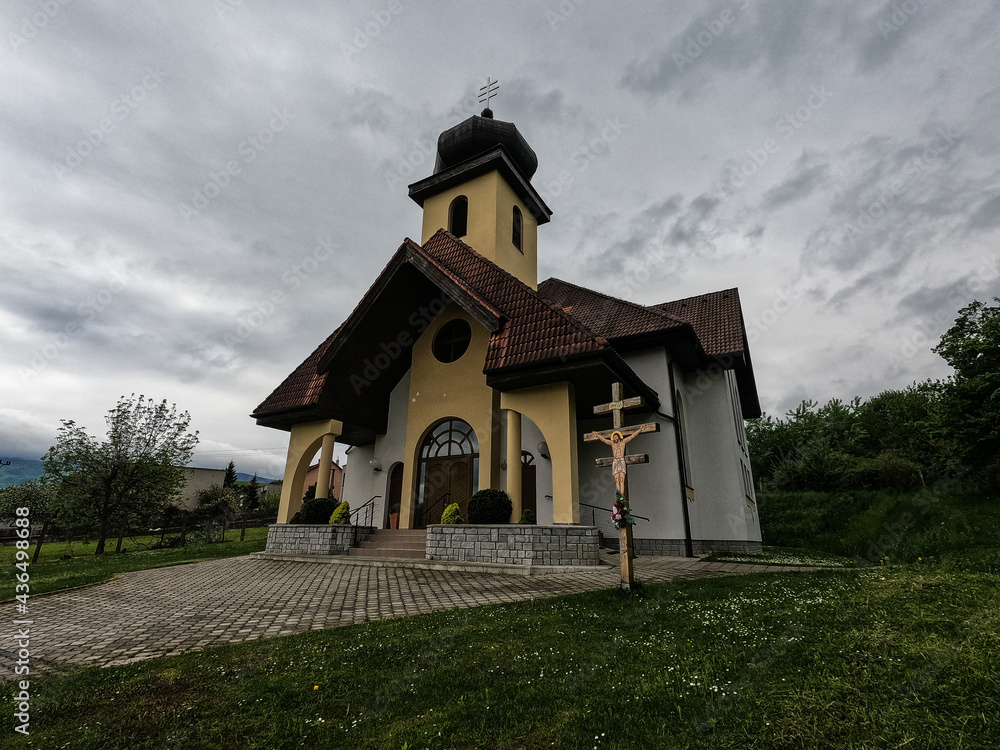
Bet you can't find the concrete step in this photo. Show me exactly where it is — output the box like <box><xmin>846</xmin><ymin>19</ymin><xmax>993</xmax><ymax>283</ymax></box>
<box><xmin>368</xmin><ymin>529</ymin><xmax>427</xmax><ymax>538</ymax></box>
<box><xmin>357</xmin><ymin>540</ymin><xmax>426</xmax><ymax>551</ymax></box>
<box><xmin>348</xmin><ymin>546</ymin><xmax>426</xmax><ymax>559</ymax></box>
<box><xmin>348</xmin><ymin>529</ymin><xmax>428</xmax><ymax>559</ymax></box>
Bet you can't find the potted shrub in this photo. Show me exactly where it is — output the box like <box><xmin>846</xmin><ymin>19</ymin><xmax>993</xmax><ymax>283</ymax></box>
<box><xmin>440</xmin><ymin>502</ymin><xmax>463</xmax><ymax>524</ymax></box>
<box><xmin>329</xmin><ymin>500</ymin><xmax>351</xmax><ymax>525</ymax></box>
<box><xmin>389</xmin><ymin>504</ymin><xmax>400</xmax><ymax>529</ymax></box>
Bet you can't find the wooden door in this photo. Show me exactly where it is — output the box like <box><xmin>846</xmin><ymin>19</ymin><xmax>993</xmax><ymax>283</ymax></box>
<box><xmin>521</xmin><ymin>464</ymin><xmax>536</xmax><ymax>518</ymax></box>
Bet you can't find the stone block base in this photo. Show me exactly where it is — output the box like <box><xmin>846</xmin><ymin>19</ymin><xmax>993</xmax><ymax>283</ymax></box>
<box><xmin>265</xmin><ymin>524</ymin><xmax>374</xmax><ymax>555</ymax></box>
<box><xmin>426</xmin><ymin>525</ymin><xmax>600</xmax><ymax>566</ymax></box>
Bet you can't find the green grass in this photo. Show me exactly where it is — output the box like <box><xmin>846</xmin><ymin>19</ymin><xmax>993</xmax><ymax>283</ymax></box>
<box><xmin>701</xmin><ymin>545</ymin><xmax>857</xmax><ymax>567</ymax></box>
<box><xmin>14</xmin><ymin>567</ymin><xmax>1000</xmax><ymax>749</ymax></box>
<box><xmin>0</xmin><ymin>527</ymin><xmax>268</xmax><ymax>600</ymax></box>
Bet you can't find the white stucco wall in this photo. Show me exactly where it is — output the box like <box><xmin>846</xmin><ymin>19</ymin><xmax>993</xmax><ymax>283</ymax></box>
<box><xmin>340</xmin><ymin>371</ymin><xmax>411</xmax><ymax>526</ymax></box>
<box><xmin>576</xmin><ymin>347</ymin><xmax>686</xmax><ymax>541</ymax></box>
<box><xmin>678</xmin><ymin>368</ymin><xmax>760</xmax><ymax>544</ymax></box>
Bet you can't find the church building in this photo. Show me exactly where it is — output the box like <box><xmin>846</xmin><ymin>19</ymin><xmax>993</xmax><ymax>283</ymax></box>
<box><xmin>252</xmin><ymin>105</ymin><xmax>762</xmax><ymax>556</ymax></box>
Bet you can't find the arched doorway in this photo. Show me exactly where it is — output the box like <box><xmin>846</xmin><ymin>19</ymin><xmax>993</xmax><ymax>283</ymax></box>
<box><xmin>385</xmin><ymin>463</ymin><xmax>404</xmax><ymax>529</ymax></box>
<box><xmin>416</xmin><ymin>418</ymin><xmax>479</xmax><ymax>527</ymax></box>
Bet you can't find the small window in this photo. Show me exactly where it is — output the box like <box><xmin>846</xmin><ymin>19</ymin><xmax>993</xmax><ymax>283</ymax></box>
<box><xmin>449</xmin><ymin>196</ymin><xmax>468</xmax><ymax>238</ymax></box>
<box><xmin>512</xmin><ymin>205</ymin><xmax>523</xmax><ymax>251</ymax></box>
<box><xmin>432</xmin><ymin>319</ymin><xmax>472</xmax><ymax>363</ymax></box>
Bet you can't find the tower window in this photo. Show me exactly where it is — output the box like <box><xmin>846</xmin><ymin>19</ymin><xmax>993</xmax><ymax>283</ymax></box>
<box><xmin>512</xmin><ymin>205</ymin><xmax>523</xmax><ymax>251</ymax></box>
<box><xmin>449</xmin><ymin>196</ymin><xmax>468</xmax><ymax>238</ymax></box>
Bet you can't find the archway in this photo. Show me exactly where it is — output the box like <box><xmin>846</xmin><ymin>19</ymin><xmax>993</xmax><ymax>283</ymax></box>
<box><xmin>415</xmin><ymin>418</ymin><xmax>479</xmax><ymax>527</ymax></box>
<box><xmin>385</xmin><ymin>462</ymin><xmax>404</xmax><ymax>529</ymax></box>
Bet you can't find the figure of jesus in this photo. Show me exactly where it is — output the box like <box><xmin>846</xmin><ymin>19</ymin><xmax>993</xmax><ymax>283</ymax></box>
<box><xmin>592</xmin><ymin>429</ymin><xmax>640</xmax><ymax>495</ymax></box>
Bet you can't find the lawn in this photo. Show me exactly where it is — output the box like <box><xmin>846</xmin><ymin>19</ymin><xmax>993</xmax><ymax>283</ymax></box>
<box><xmin>0</xmin><ymin>526</ymin><xmax>269</xmax><ymax>600</ymax></box>
<box><xmin>13</xmin><ymin>566</ymin><xmax>1000</xmax><ymax>749</ymax></box>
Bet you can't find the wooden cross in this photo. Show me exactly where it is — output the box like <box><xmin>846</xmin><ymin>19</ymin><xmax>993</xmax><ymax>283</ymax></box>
<box><xmin>584</xmin><ymin>382</ymin><xmax>658</xmax><ymax>590</ymax></box>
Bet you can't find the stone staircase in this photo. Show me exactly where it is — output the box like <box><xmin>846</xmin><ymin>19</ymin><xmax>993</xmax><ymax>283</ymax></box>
<box><xmin>348</xmin><ymin>529</ymin><xmax>427</xmax><ymax>560</ymax></box>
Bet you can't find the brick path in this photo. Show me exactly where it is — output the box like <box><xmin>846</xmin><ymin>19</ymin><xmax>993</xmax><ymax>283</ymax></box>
<box><xmin>1</xmin><ymin>555</ymin><xmax>811</xmax><ymax>679</ymax></box>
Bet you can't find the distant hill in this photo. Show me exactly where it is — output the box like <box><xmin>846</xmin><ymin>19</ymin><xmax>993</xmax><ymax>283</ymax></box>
<box><xmin>0</xmin><ymin>460</ymin><xmax>277</xmax><ymax>489</ymax></box>
<box><xmin>236</xmin><ymin>472</ymin><xmax>279</xmax><ymax>484</ymax></box>
<box><xmin>0</xmin><ymin>457</ymin><xmax>44</xmax><ymax>489</ymax></box>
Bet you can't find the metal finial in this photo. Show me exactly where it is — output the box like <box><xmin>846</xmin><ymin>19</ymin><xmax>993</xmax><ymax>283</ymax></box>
<box><xmin>478</xmin><ymin>77</ymin><xmax>499</xmax><ymax>111</ymax></box>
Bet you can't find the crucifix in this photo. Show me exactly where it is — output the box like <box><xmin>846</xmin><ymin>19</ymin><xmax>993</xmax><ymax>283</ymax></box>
<box><xmin>584</xmin><ymin>382</ymin><xmax>659</xmax><ymax>590</ymax></box>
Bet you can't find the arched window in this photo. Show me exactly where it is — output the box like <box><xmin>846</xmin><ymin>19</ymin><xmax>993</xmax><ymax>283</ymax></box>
<box><xmin>449</xmin><ymin>196</ymin><xmax>468</xmax><ymax>238</ymax></box>
<box><xmin>512</xmin><ymin>205</ymin><xmax>523</xmax><ymax>251</ymax></box>
<box><xmin>416</xmin><ymin>418</ymin><xmax>480</xmax><ymax>526</ymax></box>
<box><xmin>420</xmin><ymin>418</ymin><xmax>479</xmax><ymax>459</ymax></box>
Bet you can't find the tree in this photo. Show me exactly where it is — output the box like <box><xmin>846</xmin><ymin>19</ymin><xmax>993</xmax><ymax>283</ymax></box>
<box><xmin>0</xmin><ymin>480</ymin><xmax>62</xmax><ymax>562</ymax></box>
<box><xmin>223</xmin><ymin>460</ymin><xmax>238</xmax><ymax>489</ymax></box>
<box><xmin>42</xmin><ymin>395</ymin><xmax>199</xmax><ymax>555</ymax></box>
<box><xmin>193</xmin><ymin>483</ymin><xmax>238</xmax><ymax>542</ymax></box>
<box><xmin>933</xmin><ymin>298</ymin><xmax>1000</xmax><ymax>477</ymax></box>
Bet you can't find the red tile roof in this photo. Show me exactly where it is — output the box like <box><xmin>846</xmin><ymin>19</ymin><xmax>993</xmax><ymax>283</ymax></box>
<box><xmin>418</xmin><ymin>231</ymin><xmax>605</xmax><ymax>371</ymax></box>
<box><xmin>253</xmin><ymin>327</ymin><xmax>338</xmax><ymax>415</ymax></box>
<box><xmin>253</xmin><ymin>230</ymin><xmax>754</xmax><ymax>421</ymax></box>
<box><xmin>655</xmin><ymin>289</ymin><xmax>746</xmax><ymax>356</ymax></box>
<box><xmin>537</xmin><ymin>278</ymin><xmax>689</xmax><ymax>340</ymax></box>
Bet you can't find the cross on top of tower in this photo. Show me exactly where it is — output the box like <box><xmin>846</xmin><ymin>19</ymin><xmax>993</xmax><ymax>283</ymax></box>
<box><xmin>479</xmin><ymin>77</ymin><xmax>499</xmax><ymax>115</ymax></box>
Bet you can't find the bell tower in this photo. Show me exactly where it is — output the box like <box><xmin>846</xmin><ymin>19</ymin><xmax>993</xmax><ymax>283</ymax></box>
<box><xmin>408</xmin><ymin>100</ymin><xmax>551</xmax><ymax>289</ymax></box>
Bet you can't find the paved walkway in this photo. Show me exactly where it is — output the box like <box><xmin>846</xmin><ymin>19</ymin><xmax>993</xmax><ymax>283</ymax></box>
<box><xmin>2</xmin><ymin>555</ymin><xmax>812</xmax><ymax>679</ymax></box>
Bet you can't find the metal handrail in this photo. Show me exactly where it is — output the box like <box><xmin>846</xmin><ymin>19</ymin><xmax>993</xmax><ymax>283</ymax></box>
<box><xmin>351</xmin><ymin>495</ymin><xmax>380</xmax><ymax>547</ymax></box>
<box><xmin>421</xmin><ymin>491</ymin><xmax>451</xmax><ymax>528</ymax></box>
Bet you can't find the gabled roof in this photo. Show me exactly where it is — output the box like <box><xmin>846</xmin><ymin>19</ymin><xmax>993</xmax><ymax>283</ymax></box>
<box><xmin>655</xmin><ymin>289</ymin><xmax>746</xmax><ymax>357</ymax></box>
<box><xmin>537</xmin><ymin>279</ymin><xmax>760</xmax><ymax>418</ymax></box>
<box><xmin>252</xmin><ymin>230</ymin><xmax>761</xmax><ymax>438</ymax></box>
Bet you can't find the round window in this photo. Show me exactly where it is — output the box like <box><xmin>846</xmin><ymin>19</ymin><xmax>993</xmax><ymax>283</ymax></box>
<box><xmin>432</xmin><ymin>319</ymin><xmax>472</xmax><ymax>363</ymax></box>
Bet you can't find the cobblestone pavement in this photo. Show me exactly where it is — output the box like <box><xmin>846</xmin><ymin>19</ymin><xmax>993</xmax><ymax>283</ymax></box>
<box><xmin>2</xmin><ymin>555</ymin><xmax>814</xmax><ymax>678</ymax></box>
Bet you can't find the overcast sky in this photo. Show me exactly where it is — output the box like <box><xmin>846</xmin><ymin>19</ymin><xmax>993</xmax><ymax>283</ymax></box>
<box><xmin>3</xmin><ymin>1</ymin><xmax>999</xmax><ymax>479</ymax></box>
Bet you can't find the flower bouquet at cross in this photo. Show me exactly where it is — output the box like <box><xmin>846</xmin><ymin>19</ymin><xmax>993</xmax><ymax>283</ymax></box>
<box><xmin>611</xmin><ymin>492</ymin><xmax>635</xmax><ymax>529</ymax></box>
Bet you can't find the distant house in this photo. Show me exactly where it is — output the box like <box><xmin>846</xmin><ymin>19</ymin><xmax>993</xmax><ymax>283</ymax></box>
<box><xmin>300</xmin><ymin>461</ymin><xmax>344</xmax><ymax>501</ymax></box>
<box><xmin>176</xmin><ymin>467</ymin><xmax>226</xmax><ymax>510</ymax></box>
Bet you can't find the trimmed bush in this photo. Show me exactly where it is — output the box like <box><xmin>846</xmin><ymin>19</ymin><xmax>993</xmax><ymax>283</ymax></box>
<box><xmin>329</xmin><ymin>501</ymin><xmax>351</xmax><ymax>525</ymax></box>
<box><xmin>518</xmin><ymin>509</ymin><xmax>536</xmax><ymax>525</ymax></box>
<box><xmin>288</xmin><ymin>497</ymin><xmax>339</xmax><ymax>524</ymax></box>
<box><xmin>440</xmin><ymin>502</ymin><xmax>463</xmax><ymax>524</ymax></box>
<box><xmin>468</xmin><ymin>489</ymin><xmax>512</xmax><ymax>524</ymax></box>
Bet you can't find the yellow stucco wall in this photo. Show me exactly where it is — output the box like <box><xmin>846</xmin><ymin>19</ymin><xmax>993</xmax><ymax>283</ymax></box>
<box><xmin>501</xmin><ymin>384</ymin><xmax>580</xmax><ymax>524</ymax></box>
<box><xmin>399</xmin><ymin>305</ymin><xmax>503</xmax><ymax>528</ymax></box>
<box><xmin>420</xmin><ymin>170</ymin><xmax>538</xmax><ymax>289</ymax></box>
